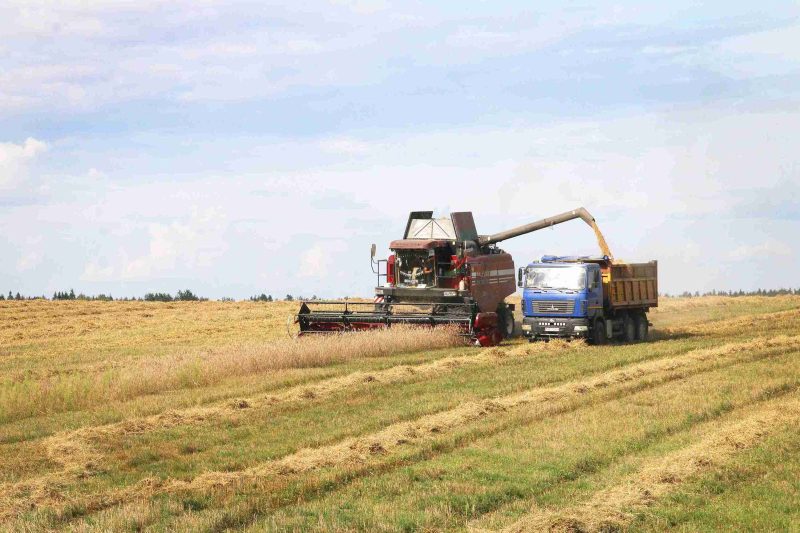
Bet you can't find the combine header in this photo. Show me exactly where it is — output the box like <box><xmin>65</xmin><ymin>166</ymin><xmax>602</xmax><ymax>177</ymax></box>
<box><xmin>296</xmin><ymin>208</ymin><xmax>609</xmax><ymax>346</ymax></box>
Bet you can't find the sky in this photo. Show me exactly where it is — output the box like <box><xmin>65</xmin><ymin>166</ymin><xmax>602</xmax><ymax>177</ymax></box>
<box><xmin>1</xmin><ymin>1</ymin><xmax>799</xmax><ymax>299</ymax></box>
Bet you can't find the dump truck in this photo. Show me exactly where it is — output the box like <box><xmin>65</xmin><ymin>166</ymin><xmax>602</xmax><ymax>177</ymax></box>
<box><xmin>295</xmin><ymin>207</ymin><xmax>610</xmax><ymax>346</ymax></box>
<box><xmin>519</xmin><ymin>255</ymin><xmax>658</xmax><ymax>344</ymax></box>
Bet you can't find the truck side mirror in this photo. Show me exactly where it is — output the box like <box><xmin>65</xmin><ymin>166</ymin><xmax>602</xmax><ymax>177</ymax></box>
<box><xmin>517</xmin><ymin>267</ymin><xmax>523</xmax><ymax>288</ymax></box>
<box><xmin>370</xmin><ymin>243</ymin><xmax>376</xmax><ymax>261</ymax></box>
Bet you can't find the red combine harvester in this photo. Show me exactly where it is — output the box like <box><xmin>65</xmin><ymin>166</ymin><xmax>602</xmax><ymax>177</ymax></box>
<box><xmin>295</xmin><ymin>208</ymin><xmax>606</xmax><ymax>346</ymax></box>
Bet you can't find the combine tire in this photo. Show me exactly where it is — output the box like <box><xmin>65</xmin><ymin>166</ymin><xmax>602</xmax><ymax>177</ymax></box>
<box><xmin>591</xmin><ymin>319</ymin><xmax>606</xmax><ymax>345</ymax></box>
<box><xmin>623</xmin><ymin>313</ymin><xmax>637</xmax><ymax>343</ymax></box>
<box><xmin>502</xmin><ymin>310</ymin><xmax>515</xmax><ymax>339</ymax></box>
<box><xmin>497</xmin><ymin>304</ymin><xmax>515</xmax><ymax>339</ymax></box>
<box><xmin>635</xmin><ymin>313</ymin><xmax>649</xmax><ymax>341</ymax></box>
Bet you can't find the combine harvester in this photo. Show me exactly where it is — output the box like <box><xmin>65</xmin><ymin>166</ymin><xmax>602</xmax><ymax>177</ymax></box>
<box><xmin>296</xmin><ymin>207</ymin><xmax>611</xmax><ymax>346</ymax></box>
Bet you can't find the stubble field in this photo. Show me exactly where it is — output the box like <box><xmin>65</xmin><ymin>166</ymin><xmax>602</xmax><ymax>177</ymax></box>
<box><xmin>1</xmin><ymin>295</ymin><xmax>799</xmax><ymax>532</ymax></box>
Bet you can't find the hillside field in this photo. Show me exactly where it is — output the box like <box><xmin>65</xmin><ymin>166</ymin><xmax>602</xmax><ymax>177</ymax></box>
<box><xmin>1</xmin><ymin>296</ymin><xmax>800</xmax><ymax>532</ymax></box>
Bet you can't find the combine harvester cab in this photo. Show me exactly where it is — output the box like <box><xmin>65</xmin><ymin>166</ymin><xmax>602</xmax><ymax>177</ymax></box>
<box><xmin>296</xmin><ymin>207</ymin><xmax>604</xmax><ymax>347</ymax></box>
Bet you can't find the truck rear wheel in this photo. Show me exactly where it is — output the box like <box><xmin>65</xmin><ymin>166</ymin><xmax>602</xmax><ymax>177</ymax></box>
<box><xmin>623</xmin><ymin>313</ymin><xmax>637</xmax><ymax>343</ymax></box>
<box><xmin>635</xmin><ymin>313</ymin><xmax>649</xmax><ymax>341</ymax></box>
<box><xmin>591</xmin><ymin>319</ymin><xmax>606</xmax><ymax>345</ymax></box>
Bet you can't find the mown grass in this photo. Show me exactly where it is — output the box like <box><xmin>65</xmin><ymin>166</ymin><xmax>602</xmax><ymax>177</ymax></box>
<box><xmin>1</xmin><ymin>296</ymin><xmax>799</xmax><ymax>532</ymax></box>
<box><xmin>632</xmin><ymin>425</ymin><xmax>800</xmax><ymax>532</ymax></box>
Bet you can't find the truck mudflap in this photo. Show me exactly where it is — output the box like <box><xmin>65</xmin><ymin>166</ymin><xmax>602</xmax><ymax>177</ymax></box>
<box><xmin>522</xmin><ymin>316</ymin><xmax>590</xmax><ymax>339</ymax></box>
<box><xmin>294</xmin><ymin>300</ymin><xmax>475</xmax><ymax>337</ymax></box>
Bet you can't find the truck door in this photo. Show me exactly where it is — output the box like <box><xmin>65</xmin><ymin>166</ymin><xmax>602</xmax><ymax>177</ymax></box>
<box><xmin>587</xmin><ymin>265</ymin><xmax>603</xmax><ymax>318</ymax></box>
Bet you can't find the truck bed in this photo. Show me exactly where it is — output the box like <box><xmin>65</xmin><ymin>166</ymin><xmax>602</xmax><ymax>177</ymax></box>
<box><xmin>606</xmin><ymin>261</ymin><xmax>658</xmax><ymax>309</ymax></box>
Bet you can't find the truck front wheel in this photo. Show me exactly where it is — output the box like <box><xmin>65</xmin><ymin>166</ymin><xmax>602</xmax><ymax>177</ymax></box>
<box><xmin>591</xmin><ymin>319</ymin><xmax>606</xmax><ymax>345</ymax></box>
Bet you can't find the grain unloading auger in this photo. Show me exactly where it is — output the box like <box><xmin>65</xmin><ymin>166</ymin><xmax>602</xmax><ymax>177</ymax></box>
<box><xmin>295</xmin><ymin>207</ymin><xmax>611</xmax><ymax>346</ymax></box>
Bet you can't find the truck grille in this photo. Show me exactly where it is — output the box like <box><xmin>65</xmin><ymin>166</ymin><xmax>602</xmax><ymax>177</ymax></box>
<box><xmin>531</xmin><ymin>300</ymin><xmax>574</xmax><ymax>314</ymax></box>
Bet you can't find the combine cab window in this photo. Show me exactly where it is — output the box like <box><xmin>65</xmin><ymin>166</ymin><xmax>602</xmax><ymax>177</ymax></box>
<box><xmin>396</xmin><ymin>251</ymin><xmax>436</xmax><ymax>287</ymax></box>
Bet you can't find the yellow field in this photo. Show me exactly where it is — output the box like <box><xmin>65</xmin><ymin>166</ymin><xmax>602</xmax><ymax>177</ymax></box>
<box><xmin>1</xmin><ymin>296</ymin><xmax>799</xmax><ymax>531</ymax></box>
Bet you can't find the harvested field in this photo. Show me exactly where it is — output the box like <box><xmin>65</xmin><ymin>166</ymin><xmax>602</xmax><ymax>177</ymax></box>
<box><xmin>1</xmin><ymin>296</ymin><xmax>799</xmax><ymax>531</ymax></box>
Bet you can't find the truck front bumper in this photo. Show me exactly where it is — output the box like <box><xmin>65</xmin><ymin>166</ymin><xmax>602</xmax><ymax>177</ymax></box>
<box><xmin>521</xmin><ymin>317</ymin><xmax>590</xmax><ymax>339</ymax></box>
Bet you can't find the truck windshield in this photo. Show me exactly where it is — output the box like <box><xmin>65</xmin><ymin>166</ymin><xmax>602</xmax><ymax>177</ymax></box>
<box><xmin>525</xmin><ymin>266</ymin><xmax>586</xmax><ymax>290</ymax></box>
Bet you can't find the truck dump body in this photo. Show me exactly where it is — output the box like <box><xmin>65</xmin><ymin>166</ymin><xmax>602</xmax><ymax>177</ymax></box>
<box><xmin>606</xmin><ymin>261</ymin><xmax>658</xmax><ymax>310</ymax></box>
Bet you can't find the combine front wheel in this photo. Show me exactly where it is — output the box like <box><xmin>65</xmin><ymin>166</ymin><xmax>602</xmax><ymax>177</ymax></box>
<box><xmin>498</xmin><ymin>304</ymin><xmax>515</xmax><ymax>339</ymax></box>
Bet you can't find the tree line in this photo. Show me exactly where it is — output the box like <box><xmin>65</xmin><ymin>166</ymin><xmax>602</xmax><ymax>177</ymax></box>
<box><xmin>662</xmin><ymin>288</ymin><xmax>800</xmax><ymax>298</ymax></box>
<box><xmin>4</xmin><ymin>288</ymin><xmax>800</xmax><ymax>302</ymax></box>
<box><xmin>1</xmin><ymin>289</ymin><xmax>322</xmax><ymax>302</ymax></box>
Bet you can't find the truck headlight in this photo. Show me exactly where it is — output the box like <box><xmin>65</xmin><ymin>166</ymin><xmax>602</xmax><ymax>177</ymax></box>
<box><xmin>574</xmin><ymin>325</ymin><xmax>588</xmax><ymax>332</ymax></box>
<box><xmin>522</xmin><ymin>324</ymin><xmax>532</xmax><ymax>331</ymax></box>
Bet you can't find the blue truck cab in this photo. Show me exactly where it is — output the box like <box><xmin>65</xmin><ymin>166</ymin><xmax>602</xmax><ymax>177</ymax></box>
<box><xmin>518</xmin><ymin>255</ymin><xmax>658</xmax><ymax>343</ymax></box>
<box><xmin>518</xmin><ymin>256</ymin><xmax>603</xmax><ymax>340</ymax></box>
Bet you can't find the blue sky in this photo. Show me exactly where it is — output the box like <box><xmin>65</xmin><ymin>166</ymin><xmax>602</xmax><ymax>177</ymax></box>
<box><xmin>1</xmin><ymin>1</ymin><xmax>799</xmax><ymax>298</ymax></box>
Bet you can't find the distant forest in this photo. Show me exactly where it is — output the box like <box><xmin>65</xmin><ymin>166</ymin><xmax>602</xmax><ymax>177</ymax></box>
<box><xmin>1</xmin><ymin>289</ymin><xmax>325</xmax><ymax>302</ymax></box>
<box><xmin>1</xmin><ymin>288</ymin><xmax>799</xmax><ymax>302</ymax></box>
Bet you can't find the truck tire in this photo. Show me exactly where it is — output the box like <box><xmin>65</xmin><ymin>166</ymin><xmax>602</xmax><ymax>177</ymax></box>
<box><xmin>591</xmin><ymin>318</ymin><xmax>606</xmax><ymax>345</ymax></box>
<box><xmin>623</xmin><ymin>313</ymin><xmax>637</xmax><ymax>343</ymax></box>
<box><xmin>635</xmin><ymin>313</ymin><xmax>649</xmax><ymax>341</ymax></box>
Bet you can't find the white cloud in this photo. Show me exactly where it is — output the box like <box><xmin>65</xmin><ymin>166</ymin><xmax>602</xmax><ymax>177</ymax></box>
<box><xmin>329</xmin><ymin>0</ymin><xmax>389</xmax><ymax>15</ymax></box>
<box><xmin>319</xmin><ymin>137</ymin><xmax>371</xmax><ymax>155</ymax></box>
<box><xmin>641</xmin><ymin>45</ymin><xmax>696</xmax><ymax>56</ymax></box>
<box><xmin>86</xmin><ymin>167</ymin><xmax>105</xmax><ymax>179</ymax></box>
<box><xmin>81</xmin><ymin>206</ymin><xmax>228</xmax><ymax>281</ymax></box>
<box><xmin>298</xmin><ymin>240</ymin><xmax>348</xmax><ymax>278</ymax></box>
<box><xmin>676</xmin><ymin>23</ymin><xmax>800</xmax><ymax>79</ymax></box>
<box><xmin>0</xmin><ymin>137</ymin><xmax>48</xmax><ymax>189</ymax></box>
<box><xmin>1</xmin><ymin>5</ymin><xmax>105</xmax><ymax>38</ymax></box>
<box><xmin>16</xmin><ymin>250</ymin><xmax>42</xmax><ymax>272</ymax></box>
<box><xmin>720</xmin><ymin>24</ymin><xmax>800</xmax><ymax>60</ymax></box>
<box><xmin>123</xmin><ymin>207</ymin><xmax>227</xmax><ymax>279</ymax></box>
<box><xmin>729</xmin><ymin>239</ymin><xmax>793</xmax><ymax>261</ymax></box>
<box><xmin>81</xmin><ymin>261</ymin><xmax>114</xmax><ymax>282</ymax></box>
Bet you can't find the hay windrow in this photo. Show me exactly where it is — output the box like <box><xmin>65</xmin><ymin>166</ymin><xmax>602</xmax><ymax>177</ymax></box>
<box><xmin>155</xmin><ymin>335</ymin><xmax>800</xmax><ymax>496</ymax></box>
<box><xmin>5</xmin><ymin>296</ymin><xmax>800</xmax><ymax>531</ymax></box>
<box><xmin>5</xmin><ymin>334</ymin><xmax>793</xmax><ymax>519</ymax></box>
<box><xmin>49</xmin><ymin>337</ymin><xmax>575</xmax><ymax>454</ymax></box>
<box><xmin>503</xmin><ymin>395</ymin><xmax>800</xmax><ymax>533</ymax></box>
<box><xmin>0</xmin><ymin>333</ymin><xmax>580</xmax><ymax>519</ymax></box>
